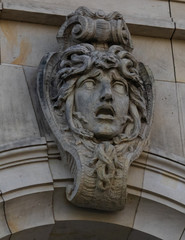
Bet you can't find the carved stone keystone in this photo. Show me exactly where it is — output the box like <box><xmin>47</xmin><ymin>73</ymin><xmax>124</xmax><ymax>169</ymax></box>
<box><xmin>37</xmin><ymin>6</ymin><xmax>154</xmax><ymax>211</ymax></box>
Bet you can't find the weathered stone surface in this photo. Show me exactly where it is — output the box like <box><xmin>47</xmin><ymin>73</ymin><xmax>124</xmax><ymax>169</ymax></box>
<box><xmin>0</xmin><ymin>20</ymin><xmax>58</xmax><ymax>66</ymax></box>
<box><xmin>0</xmin><ymin>137</ymin><xmax>55</xmax><ymax>238</ymax></box>
<box><xmin>180</xmin><ymin>230</ymin><xmax>185</xmax><ymax>240</ymax></box>
<box><xmin>128</xmin><ymin>17</ymin><xmax>174</xmax><ymax>40</ymax></box>
<box><xmin>53</xmin><ymin>188</ymin><xmax>140</xmax><ymax>228</ymax></box>
<box><xmin>177</xmin><ymin>84</ymin><xmax>185</xmax><ymax>161</ymax></box>
<box><xmin>127</xmin><ymin>152</ymin><xmax>148</xmax><ymax>197</ymax></box>
<box><xmin>0</xmin><ymin>196</ymin><xmax>11</xmax><ymax>240</ymax></box>
<box><xmin>169</xmin><ymin>2</ymin><xmax>185</xmax><ymax>39</ymax></box>
<box><xmin>133</xmin><ymin>198</ymin><xmax>185</xmax><ymax>240</ymax></box>
<box><xmin>142</xmin><ymin>153</ymin><xmax>185</xmax><ymax>212</ymax></box>
<box><xmin>5</xmin><ymin>192</ymin><xmax>54</xmax><ymax>234</ymax></box>
<box><xmin>170</xmin><ymin>0</ymin><xmax>185</xmax><ymax>39</ymax></box>
<box><xmin>0</xmin><ymin>0</ymin><xmax>175</xmax><ymax>39</ymax></box>
<box><xmin>148</xmin><ymin>81</ymin><xmax>184</xmax><ymax>159</ymax></box>
<box><xmin>177</xmin><ymin>83</ymin><xmax>185</xmax><ymax>161</ymax></box>
<box><xmin>132</xmin><ymin>36</ymin><xmax>175</xmax><ymax>82</ymax></box>
<box><xmin>170</xmin><ymin>1</ymin><xmax>185</xmax><ymax>25</ymax></box>
<box><xmin>23</xmin><ymin>66</ymin><xmax>53</xmax><ymax>139</ymax></box>
<box><xmin>173</xmin><ymin>40</ymin><xmax>185</xmax><ymax>83</ymax></box>
<box><xmin>0</xmin><ymin>65</ymin><xmax>40</xmax><ymax>145</ymax></box>
<box><xmin>2</xmin><ymin>0</ymin><xmax>171</xmax><ymax>21</ymax></box>
<box><xmin>0</xmin><ymin>138</ymin><xmax>53</xmax><ymax>196</ymax></box>
<box><xmin>38</xmin><ymin>6</ymin><xmax>154</xmax><ymax>211</ymax></box>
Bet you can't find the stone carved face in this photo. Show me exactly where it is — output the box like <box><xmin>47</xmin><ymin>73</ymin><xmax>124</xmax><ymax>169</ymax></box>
<box><xmin>75</xmin><ymin>68</ymin><xmax>129</xmax><ymax>140</ymax></box>
<box><xmin>55</xmin><ymin>44</ymin><xmax>147</xmax><ymax>143</ymax></box>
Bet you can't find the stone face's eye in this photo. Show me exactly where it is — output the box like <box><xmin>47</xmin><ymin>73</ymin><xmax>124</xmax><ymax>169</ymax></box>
<box><xmin>112</xmin><ymin>81</ymin><xmax>127</xmax><ymax>94</ymax></box>
<box><xmin>82</xmin><ymin>79</ymin><xmax>95</xmax><ymax>90</ymax></box>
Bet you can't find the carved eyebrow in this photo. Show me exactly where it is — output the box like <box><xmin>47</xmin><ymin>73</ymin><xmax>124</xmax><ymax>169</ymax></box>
<box><xmin>76</xmin><ymin>69</ymin><xmax>103</xmax><ymax>87</ymax></box>
<box><xmin>109</xmin><ymin>70</ymin><xmax>128</xmax><ymax>91</ymax></box>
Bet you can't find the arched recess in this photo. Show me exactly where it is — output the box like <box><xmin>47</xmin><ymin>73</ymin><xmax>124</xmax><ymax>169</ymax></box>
<box><xmin>0</xmin><ymin>138</ymin><xmax>184</xmax><ymax>240</ymax></box>
<box><xmin>49</xmin><ymin>220</ymin><xmax>162</xmax><ymax>240</ymax></box>
<box><xmin>3</xmin><ymin>221</ymin><xmax>162</xmax><ymax>240</ymax></box>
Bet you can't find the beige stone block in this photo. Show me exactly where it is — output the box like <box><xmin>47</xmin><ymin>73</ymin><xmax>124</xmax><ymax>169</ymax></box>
<box><xmin>133</xmin><ymin>198</ymin><xmax>185</xmax><ymax>240</ymax></box>
<box><xmin>127</xmin><ymin>17</ymin><xmax>174</xmax><ymax>40</ymax></box>
<box><xmin>168</xmin><ymin>1</ymin><xmax>185</xmax><ymax>40</ymax></box>
<box><xmin>47</xmin><ymin>140</ymin><xmax>73</xmax><ymax>181</ymax></box>
<box><xmin>0</xmin><ymin>162</ymin><xmax>53</xmax><ymax>195</ymax></box>
<box><xmin>127</xmin><ymin>153</ymin><xmax>148</xmax><ymax>196</ymax></box>
<box><xmin>0</xmin><ymin>196</ymin><xmax>11</xmax><ymax>239</ymax></box>
<box><xmin>0</xmin><ymin>64</ymin><xmax>40</xmax><ymax>145</ymax></box>
<box><xmin>53</xmin><ymin>188</ymin><xmax>139</xmax><ymax>229</ymax></box>
<box><xmin>0</xmin><ymin>138</ymin><xmax>53</xmax><ymax>197</ymax></box>
<box><xmin>49</xmin><ymin>159</ymin><xmax>72</xmax><ymax>181</ymax></box>
<box><xmin>142</xmin><ymin>154</ymin><xmax>185</xmax><ymax>211</ymax></box>
<box><xmin>0</xmin><ymin>20</ymin><xmax>58</xmax><ymax>67</ymax></box>
<box><xmin>177</xmin><ymin>83</ymin><xmax>185</xmax><ymax>157</ymax></box>
<box><xmin>1</xmin><ymin>0</ymin><xmax>174</xmax><ymax>39</ymax></box>
<box><xmin>5</xmin><ymin>192</ymin><xmax>54</xmax><ymax>234</ymax></box>
<box><xmin>132</xmin><ymin>36</ymin><xmax>175</xmax><ymax>81</ymax></box>
<box><xmin>23</xmin><ymin>66</ymin><xmax>53</xmax><ymax>139</ymax></box>
<box><xmin>148</xmin><ymin>81</ymin><xmax>184</xmax><ymax>159</ymax></box>
<box><xmin>173</xmin><ymin>40</ymin><xmax>185</xmax><ymax>83</ymax></box>
<box><xmin>170</xmin><ymin>2</ymin><xmax>185</xmax><ymax>25</ymax></box>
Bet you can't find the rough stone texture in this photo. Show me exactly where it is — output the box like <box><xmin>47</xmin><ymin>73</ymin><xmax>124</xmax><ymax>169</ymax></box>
<box><xmin>132</xmin><ymin>36</ymin><xmax>175</xmax><ymax>82</ymax></box>
<box><xmin>0</xmin><ymin>64</ymin><xmax>40</xmax><ymax>145</ymax></box>
<box><xmin>0</xmin><ymin>20</ymin><xmax>58</xmax><ymax>67</ymax></box>
<box><xmin>133</xmin><ymin>198</ymin><xmax>185</xmax><ymax>240</ymax></box>
<box><xmin>38</xmin><ymin>6</ymin><xmax>154</xmax><ymax>211</ymax></box>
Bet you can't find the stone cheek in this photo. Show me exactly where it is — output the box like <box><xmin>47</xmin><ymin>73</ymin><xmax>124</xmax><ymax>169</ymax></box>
<box><xmin>37</xmin><ymin>6</ymin><xmax>154</xmax><ymax>211</ymax></box>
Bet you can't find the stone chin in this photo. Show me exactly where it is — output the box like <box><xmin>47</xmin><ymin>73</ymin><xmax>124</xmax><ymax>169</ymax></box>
<box><xmin>91</xmin><ymin>124</ymin><xmax>124</xmax><ymax>141</ymax></box>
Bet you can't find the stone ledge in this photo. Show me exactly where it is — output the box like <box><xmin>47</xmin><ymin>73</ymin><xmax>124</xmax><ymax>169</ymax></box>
<box><xmin>4</xmin><ymin>1</ymin><xmax>185</xmax><ymax>40</ymax></box>
<box><xmin>0</xmin><ymin>1</ymin><xmax>177</xmax><ymax>39</ymax></box>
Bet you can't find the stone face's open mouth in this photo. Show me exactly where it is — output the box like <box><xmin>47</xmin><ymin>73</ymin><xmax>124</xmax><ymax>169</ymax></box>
<box><xmin>95</xmin><ymin>106</ymin><xmax>115</xmax><ymax>120</ymax></box>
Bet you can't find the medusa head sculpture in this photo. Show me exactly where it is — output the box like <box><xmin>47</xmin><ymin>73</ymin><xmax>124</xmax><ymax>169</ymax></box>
<box><xmin>37</xmin><ymin>7</ymin><xmax>154</xmax><ymax>211</ymax></box>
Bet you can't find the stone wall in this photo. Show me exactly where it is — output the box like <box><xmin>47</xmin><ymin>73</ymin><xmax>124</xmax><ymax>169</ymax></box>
<box><xmin>0</xmin><ymin>1</ymin><xmax>184</xmax><ymax>239</ymax></box>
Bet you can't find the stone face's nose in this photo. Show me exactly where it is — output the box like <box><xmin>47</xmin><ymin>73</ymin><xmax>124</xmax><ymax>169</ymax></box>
<box><xmin>100</xmin><ymin>83</ymin><xmax>113</xmax><ymax>102</ymax></box>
